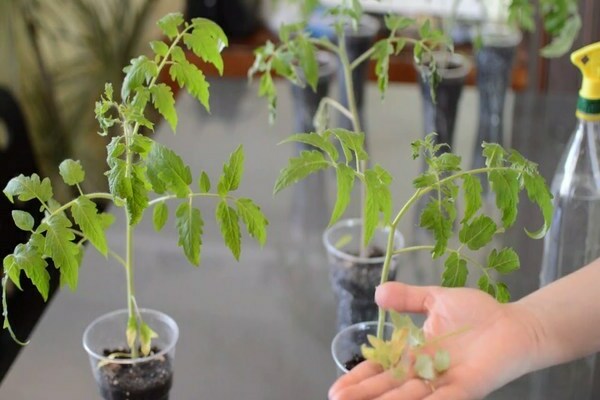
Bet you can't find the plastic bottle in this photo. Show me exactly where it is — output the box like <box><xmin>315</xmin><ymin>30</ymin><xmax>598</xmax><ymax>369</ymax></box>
<box><xmin>535</xmin><ymin>42</ymin><xmax>600</xmax><ymax>400</ymax></box>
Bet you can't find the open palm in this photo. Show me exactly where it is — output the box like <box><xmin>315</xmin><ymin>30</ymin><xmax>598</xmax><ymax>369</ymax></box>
<box><xmin>329</xmin><ymin>282</ymin><xmax>541</xmax><ymax>400</ymax></box>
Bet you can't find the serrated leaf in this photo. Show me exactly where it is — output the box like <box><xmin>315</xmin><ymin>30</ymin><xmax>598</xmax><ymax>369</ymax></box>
<box><xmin>385</xmin><ymin>15</ymin><xmax>415</xmax><ymax>32</ymax></box>
<box><xmin>488</xmin><ymin>248</ymin><xmax>520</xmax><ymax>274</ymax></box>
<box><xmin>150</xmin><ymin>83</ymin><xmax>177</xmax><ymax>132</ymax></box>
<box><xmin>146</xmin><ymin>142</ymin><xmax>192</xmax><ymax>197</ymax></box>
<box><xmin>540</xmin><ymin>15</ymin><xmax>581</xmax><ymax>58</ymax></box>
<box><xmin>482</xmin><ymin>143</ymin><xmax>506</xmax><ymax>168</ymax></box>
<box><xmin>71</xmin><ymin>196</ymin><xmax>108</xmax><ymax>256</ymax></box>
<box><xmin>415</xmin><ymin>354</ymin><xmax>435</xmax><ymax>380</ymax></box>
<box><xmin>236</xmin><ymin>198</ymin><xmax>268</xmax><ymax>246</ymax></box>
<box><xmin>273</xmin><ymin>150</ymin><xmax>330</xmax><ymax>194</ymax></box>
<box><xmin>477</xmin><ymin>275</ymin><xmax>495</xmax><ymax>297</ymax></box>
<box><xmin>280</xmin><ymin>133</ymin><xmax>339</xmax><ymax>162</ymax></box>
<box><xmin>434</xmin><ymin>350</ymin><xmax>450</xmax><ymax>372</ymax></box>
<box><xmin>140</xmin><ymin>322</ymin><xmax>159</xmax><ymax>356</ymax></box>
<box><xmin>130</xmin><ymin>134</ymin><xmax>154</xmax><ymax>159</ymax></box>
<box><xmin>186</xmin><ymin>18</ymin><xmax>229</xmax><ymax>75</ymax></box>
<box><xmin>363</xmin><ymin>168</ymin><xmax>393</xmax><ymax>246</ymax></box>
<box><xmin>121</xmin><ymin>55</ymin><xmax>157</xmax><ymax>100</ymax></box>
<box><xmin>153</xmin><ymin>202</ymin><xmax>169</xmax><ymax>231</ymax></box>
<box><xmin>523</xmin><ymin>173</ymin><xmax>553</xmax><ymax>239</ymax></box>
<box><xmin>3</xmin><ymin>255</ymin><xmax>22</xmax><ymax>291</ymax></box>
<box><xmin>12</xmin><ymin>210</ymin><xmax>34</xmax><ymax>231</ymax></box>
<box><xmin>297</xmin><ymin>37</ymin><xmax>318</xmax><ymax>91</ymax></box>
<box><xmin>107</xmin><ymin>136</ymin><xmax>125</xmax><ymax>160</ymax></box>
<box><xmin>371</xmin><ymin>39</ymin><xmax>393</xmax><ymax>96</ymax></box>
<box><xmin>42</xmin><ymin>214</ymin><xmax>80</xmax><ymax>291</ymax></box>
<box><xmin>459</xmin><ymin>215</ymin><xmax>497</xmax><ymax>251</ymax></box>
<box><xmin>420</xmin><ymin>199</ymin><xmax>452</xmax><ymax>258</ymax></box>
<box><xmin>413</xmin><ymin>172</ymin><xmax>437</xmax><ymax>188</ymax></box>
<box><xmin>495</xmin><ymin>282</ymin><xmax>511</xmax><ymax>303</ymax></box>
<box><xmin>330</xmin><ymin>129</ymin><xmax>368</xmax><ymax>161</ymax></box>
<box><xmin>216</xmin><ymin>201</ymin><xmax>242</xmax><ymax>260</ymax></box>
<box><xmin>442</xmin><ymin>253</ymin><xmax>467</xmax><ymax>287</ymax></box>
<box><xmin>13</xmin><ymin>244</ymin><xmax>49</xmax><ymax>301</ymax></box>
<box><xmin>199</xmin><ymin>171</ymin><xmax>211</xmax><ymax>193</ymax></box>
<box><xmin>3</xmin><ymin>174</ymin><xmax>53</xmax><ymax>204</ymax></box>
<box><xmin>462</xmin><ymin>175</ymin><xmax>482</xmax><ymax>222</ymax></box>
<box><xmin>169</xmin><ymin>60</ymin><xmax>210</xmax><ymax>111</ymax></box>
<box><xmin>106</xmin><ymin>159</ymin><xmax>132</xmax><ymax>201</ymax></box>
<box><xmin>150</xmin><ymin>40</ymin><xmax>169</xmax><ymax>57</ymax></box>
<box><xmin>126</xmin><ymin>165</ymin><xmax>150</xmax><ymax>226</ymax></box>
<box><xmin>157</xmin><ymin>12</ymin><xmax>184</xmax><ymax>40</ymax></box>
<box><xmin>59</xmin><ymin>159</ymin><xmax>85</xmax><ymax>186</ymax></box>
<box><xmin>176</xmin><ymin>202</ymin><xmax>203</xmax><ymax>266</ymax></box>
<box><xmin>330</xmin><ymin>164</ymin><xmax>355</xmax><ymax>226</ymax></box>
<box><xmin>489</xmin><ymin>170</ymin><xmax>520</xmax><ymax>228</ymax></box>
<box><xmin>217</xmin><ymin>145</ymin><xmax>244</xmax><ymax>195</ymax></box>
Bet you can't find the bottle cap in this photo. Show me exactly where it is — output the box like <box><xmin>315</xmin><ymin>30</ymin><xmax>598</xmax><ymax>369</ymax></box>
<box><xmin>571</xmin><ymin>42</ymin><xmax>600</xmax><ymax>120</ymax></box>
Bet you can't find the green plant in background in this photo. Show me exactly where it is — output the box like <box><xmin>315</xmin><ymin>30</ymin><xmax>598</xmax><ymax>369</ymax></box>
<box><xmin>1</xmin><ymin>13</ymin><xmax>268</xmax><ymax>359</ymax></box>
<box><xmin>252</xmin><ymin>0</ymin><xmax>553</xmax><ymax>382</ymax></box>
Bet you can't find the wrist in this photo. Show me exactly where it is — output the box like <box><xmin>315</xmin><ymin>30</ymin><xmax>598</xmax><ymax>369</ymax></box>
<box><xmin>509</xmin><ymin>300</ymin><xmax>551</xmax><ymax>374</ymax></box>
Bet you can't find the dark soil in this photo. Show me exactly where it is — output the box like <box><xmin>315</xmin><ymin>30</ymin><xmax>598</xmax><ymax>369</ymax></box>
<box><xmin>344</xmin><ymin>354</ymin><xmax>366</xmax><ymax>371</ymax></box>
<box><xmin>96</xmin><ymin>347</ymin><xmax>173</xmax><ymax>400</ymax></box>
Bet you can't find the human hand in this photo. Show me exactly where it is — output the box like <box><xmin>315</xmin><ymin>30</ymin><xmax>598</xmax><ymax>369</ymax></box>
<box><xmin>328</xmin><ymin>282</ymin><xmax>542</xmax><ymax>400</ymax></box>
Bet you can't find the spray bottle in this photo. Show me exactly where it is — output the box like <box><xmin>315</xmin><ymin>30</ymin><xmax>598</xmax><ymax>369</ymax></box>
<box><xmin>536</xmin><ymin>41</ymin><xmax>600</xmax><ymax>399</ymax></box>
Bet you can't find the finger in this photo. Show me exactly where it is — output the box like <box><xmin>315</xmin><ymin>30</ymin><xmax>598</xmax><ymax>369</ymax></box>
<box><xmin>373</xmin><ymin>378</ymin><xmax>433</xmax><ymax>400</ymax></box>
<box><xmin>423</xmin><ymin>385</ymin><xmax>468</xmax><ymax>400</ymax></box>
<box><xmin>329</xmin><ymin>361</ymin><xmax>382</xmax><ymax>399</ymax></box>
<box><xmin>331</xmin><ymin>371</ymin><xmax>406</xmax><ymax>400</ymax></box>
<box><xmin>375</xmin><ymin>282</ymin><xmax>439</xmax><ymax>314</ymax></box>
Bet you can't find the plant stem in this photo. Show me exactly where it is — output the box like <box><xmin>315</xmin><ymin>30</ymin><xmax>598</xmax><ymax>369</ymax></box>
<box><xmin>124</xmin><ymin>208</ymin><xmax>138</xmax><ymax>359</ymax></box>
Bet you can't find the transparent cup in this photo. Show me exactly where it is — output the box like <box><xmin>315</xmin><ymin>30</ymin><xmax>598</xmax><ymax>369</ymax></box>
<box><xmin>331</xmin><ymin>321</ymin><xmax>394</xmax><ymax>375</ymax></box>
<box><xmin>82</xmin><ymin>309</ymin><xmax>179</xmax><ymax>400</ymax></box>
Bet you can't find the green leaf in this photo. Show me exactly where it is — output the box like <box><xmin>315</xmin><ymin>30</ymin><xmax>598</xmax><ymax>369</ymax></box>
<box><xmin>330</xmin><ymin>164</ymin><xmax>355</xmax><ymax>226</ymax></box>
<box><xmin>176</xmin><ymin>202</ymin><xmax>203</xmax><ymax>266</ymax></box>
<box><xmin>540</xmin><ymin>15</ymin><xmax>581</xmax><ymax>58</ymax></box>
<box><xmin>41</xmin><ymin>214</ymin><xmax>80</xmax><ymax>291</ymax></box>
<box><xmin>459</xmin><ymin>215</ymin><xmax>497</xmax><ymax>251</ymax></box>
<box><xmin>363</xmin><ymin>167</ymin><xmax>393</xmax><ymax>246</ymax></box>
<box><xmin>146</xmin><ymin>142</ymin><xmax>192</xmax><ymax>197</ymax></box>
<box><xmin>434</xmin><ymin>350</ymin><xmax>451</xmax><ymax>372</ymax></box>
<box><xmin>169</xmin><ymin>60</ymin><xmax>210</xmax><ymax>111</ymax></box>
<box><xmin>106</xmin><ymin>159</ymin><xmax>133</xmax><ymax>201</ymax></box>
<box><xmin>442</xmin><ymin>253</ymin><xmax>468</xmax><ymax>287</ymax></box>
<box><xmin>477</xmin><ymin>274</ymin><xmax>495</xmax><ymax>297</ymax></box>
<box><xmin>280</xmin><ymin>133</ymin><xmax>339</xmax><ymax>162</ymax></box>
<box><xmin>3</xmin><ymin>174</ymin><xmax>53</xmax><ymax>204</ymax></box>
<box><xmin>126</xmin><ymin>165</ymin><xmax>150</xmax><ymax>226</ymax></box>
<box><xmin>419</xmin><ymin>199</ymin><xmax>452</xmax><ymax>258</ymax></box>
<box><xmin>488</xmin><ymin>248</ymin><xmax>520</xmax><ymax>274</ymax></box>
<box><xmin>273</xmin><ymin>150</ymin><xmax>330</xmax><ymax>194</ymax></box>
<box><xmin>71</xmin><ymin>196</ymin><xmax>108</xmax><ymax>256</ymax></box>
<box><xmin>236</xmin><ymin>198</ymin><xmax>268</xmax><ymax>246</ymax></box>
<box><xmin>12</xmin><ymin>210</ymin><xmax>34</xmax><ymax>232</ymax></box>
<box><xmin>217</xmin><ymin>145</ymin><xmax>244</xmax><ymax>195</ymax></box>
<box><xmin>371</xmin><ymin>39</ymin><xmax>393</xmax><ymax>96</ymax></box>
<box><xmin>330</xmin><ymin>129</ymin><xmax>368</xmax><ymax>161</ymax></box>
<box><xmin>482</xmin><ymin>143</ymin><xmax>506</xmax><ymax>168</ymax></box>
<box><xmin>199</xmin><ymin>171</ymin><xmax>211</xmax><ymax>193</ymax></box>
<box><xmin>297</xmin><ymin>37</ymin><xmax>318</xmax><ymax>91</ymax></box>
<box><xmin>150</xmin><ymin>40</ymin><xmax>169</xmax><ymax>58</ymax></box>
<box><xmin>121</xmin><ymin>55</ymin><xmax>157</xmax><ymax>100</ymax></box>
<box><xmin>523</xmin><ymin>173</ymin><xmax>553</xmax><ymax>239</ymax></box>
<box><xmin>59</xmin><ymin>159</ymin><xmax>85</xmax><ymax>186</ymax></box>
<box><xmin>186</xmin><ymin>18</ymin><xmax>229</xmax><ymax>75</ymax></box>
<box><xmin>489</xmin><ymin>170</ymin><xmax>520</xmax><ymax>228</ymax></box>
<box><xmin>495</xmin><ymin>282</ymin><xmax>511</xmax><ymax>303</ymax></box>
<box><xmin>216</xmin><ymin>201</ymin><xmax>242</xmax><ymax>260</ymax></box>
<box><xmin>385</xmin><ymin>15</ymin><xmax>415</xmax><ymax>32</ymax></box>
<box><xmin>140</xmin><ymin>322</ymin><xmax>159</xmax><ymax>356</ymax></box>
<box><xmin>413</xmin><ymin>172</ymin><xmax>437</xmax><ymax>189</ymax></box>
<box><xmin>157</xmin><ymin>12</ymin><xmax>184</xmax><ymax>40</ymax></box>
<box><xmin>462</xmin><ymin>175</ymin><xmax>482</xmax><ymax>223</ymax></box>
<box><xmin>150</xmin><ymin>84</ymin><xmax>177</xmax><ymax>132</ymax></box>
<box><xmin>12</xmin><ymin>244</ymin><xmax>49</xmax><ymax>301</ymax></box>
<box><xmin>153</xmin><ymin>202</ymin><xmax>169</xmax><ymax>231</ymax></box>
<box><xmin>130</xmin><ymin>134</ymin><xmax>154</xmax><ymax>159</ymax></box>
<box><xmin>3</xmin><ymin>255</ymin><xmax>22</xmax><ymax>291</ymax></box>
<box><xmin>414</xmin><ymin>354</ymin><xmax>435</xmax><ymax>380</ymax></box>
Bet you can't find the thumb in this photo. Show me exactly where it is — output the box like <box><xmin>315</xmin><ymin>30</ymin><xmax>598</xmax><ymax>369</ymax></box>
<box><xmin>375</xmin><ymin>282</ymin><xmax>440</xmax><ymax>314</ymax></box>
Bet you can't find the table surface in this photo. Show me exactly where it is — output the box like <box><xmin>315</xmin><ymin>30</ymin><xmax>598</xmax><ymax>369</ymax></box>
<box><xmin>0</xmin><ymin>78</ymin><xmax>581</xmax><ymax>399</ymax></box>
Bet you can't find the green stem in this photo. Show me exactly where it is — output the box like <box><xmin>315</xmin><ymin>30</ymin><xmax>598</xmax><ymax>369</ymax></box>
<box><xmin>49</xmin><ymin>192</ymin><xmax>114</xmax><ymax>217</ymax></box>
<box><xmin>147</xmin><ymin>192</ymin><xmax>233</xmax><ymax>207</ymax></box>
<box><xmin>317</xmin><ymin>97</ymin><xmax>354</xmax><ymax>125</ymax></box>
<box><xmin>124</xmin><ymin>208</ymin><xmax>138</xmax><ymax>359</ymax></box>
<box><xmin>349</xmin><ymin>37</ymin><xmax>433</xmax><ymax>71</ymax></box>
